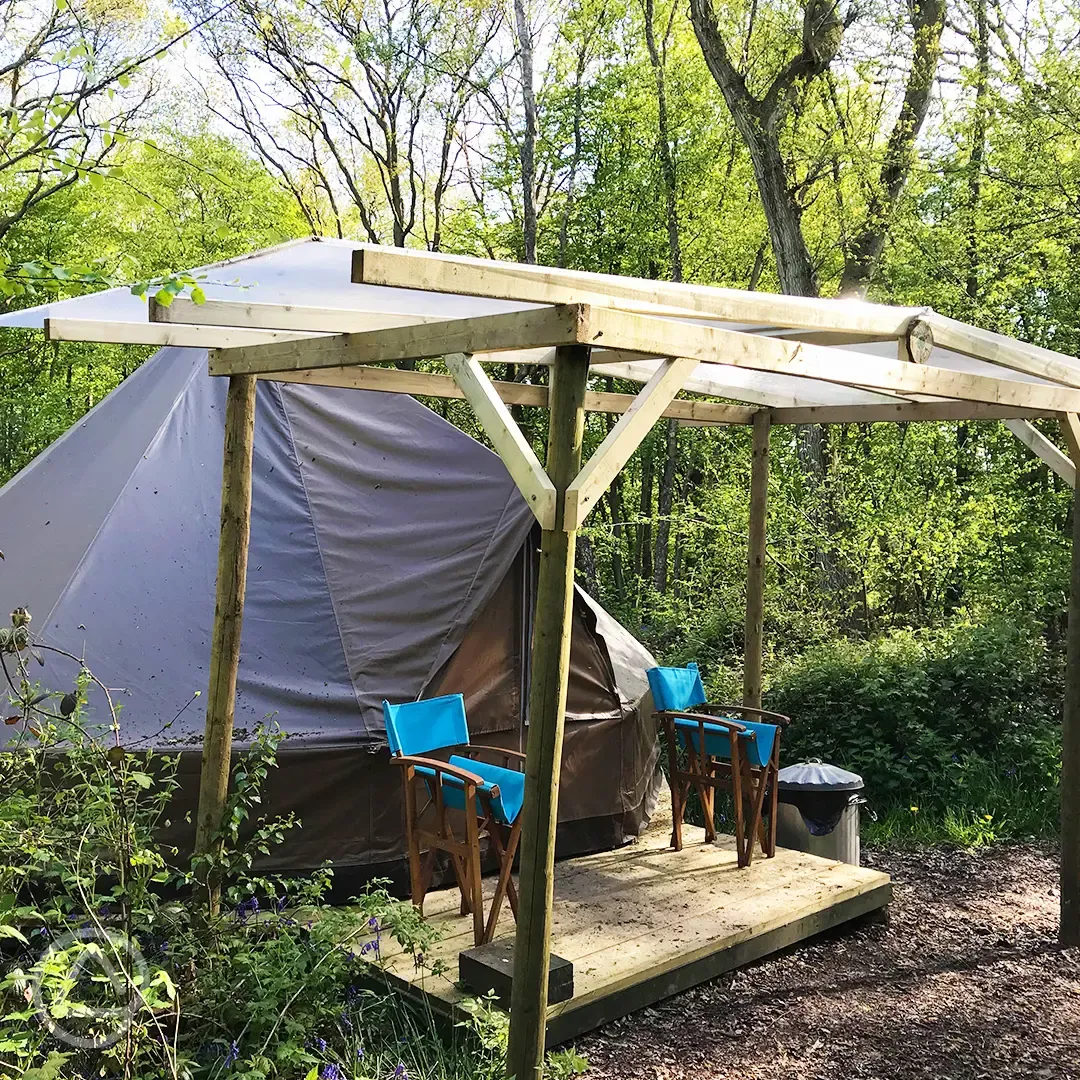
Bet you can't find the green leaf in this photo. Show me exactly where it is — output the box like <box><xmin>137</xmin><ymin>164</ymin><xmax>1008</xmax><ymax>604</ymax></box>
<box><xmin>153</xmin><ymin>288</ymin><xmax>174</xmax><ymax>308</ymax></box>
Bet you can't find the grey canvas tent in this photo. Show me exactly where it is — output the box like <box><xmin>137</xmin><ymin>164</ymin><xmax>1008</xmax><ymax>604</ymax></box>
<box><xmin>0</xmin><ymin>342</ymin><xmax>660</xmax><ymax>880</ymax></box>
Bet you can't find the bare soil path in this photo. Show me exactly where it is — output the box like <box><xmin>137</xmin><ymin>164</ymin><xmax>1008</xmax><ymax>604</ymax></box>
<box><xmin>578</xmin><ymin>843</ymin><xmax>1080</xmax><ymax>1079</ymax></box>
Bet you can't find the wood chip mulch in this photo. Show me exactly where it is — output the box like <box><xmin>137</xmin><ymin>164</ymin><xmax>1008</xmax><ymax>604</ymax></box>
<box><xmin>576</xmin><ymin>842</ymin><xmax>1080</xmax><ymax>1080</ymax></box>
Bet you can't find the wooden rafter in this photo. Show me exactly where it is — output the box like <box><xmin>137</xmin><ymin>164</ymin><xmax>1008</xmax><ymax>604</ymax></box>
<box><xmin>444</xmin><ymin>353</ymin><xmax>556</xmax><ymax>528</ymax></box>
<box><xmin>564</xmin><ymin>357</ymin><xmax>698</xmax><ymax>530</ymax></box>
<box><xmin>45</xmin><ymin>317</ymin><xmax>326</xmax><ymax>349</ymax></box>
<box><xmin>1005</xmin><ymin>419</ymin><xmax>1075</xmax><ymax>487</ymax></box>
<box><xmin>210</xmin><ymin>305</ymin><xmax>588</xmax><ymax>376</ymax></box>
<box><xmin>922</xmin><ymin>313</ymin><xmax>1080</xmax><ymax>389</ymax></box>
<box><xmin>259</xmin><ymin>363</ymin><xmax>753</xmax><ymax>425</ymax></box>
<box><xmin>352</xmin><ymin>245</ymin><xmax>923</xmax><ymax>337</ymax></box>
<box><xmin>210</xmin><ymin>303</ymin><xmax>1080</xmax><ymax>414</ymax></box>
<box><xmin>770</xmin><ymin>401</ymin><xmax>1052</xmax><ymax>424</ymax></box>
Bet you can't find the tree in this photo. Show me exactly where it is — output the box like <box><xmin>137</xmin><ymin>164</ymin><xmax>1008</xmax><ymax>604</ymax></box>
<box><xmin>688</xmin><ymin>0</ymin><xmax>946</xmax><ymax>298</ymax></box>
<box><xmin>190</xmin><ymin>0</ymin><xmax>504</xmax><ymax>250</ymax></box>
<box><xmin>0</xmin><ymin>0</ymin><xmax>217</xmax><ymax>297</ymax></box>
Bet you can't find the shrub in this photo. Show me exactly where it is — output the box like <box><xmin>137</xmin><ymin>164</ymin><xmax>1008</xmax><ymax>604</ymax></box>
<box><xmin>764</xmin><ymin>618</ymin><xmax>1062</xmax><ymax>839</ymax></box>
<box><xmin>0</xmin><ymin>609</ymin><xmax>585</xmax><ymax>1080</ymax></box>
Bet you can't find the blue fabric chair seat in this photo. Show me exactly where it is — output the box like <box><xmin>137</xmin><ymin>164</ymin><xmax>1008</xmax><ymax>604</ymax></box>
<box><xmin>674</xmin><ymin>715</ymin><xmax>777</xmax><ymax>769</ymax></box>
<box><xmin>414</xmin><ymin>755</ymin><xmax>525</xmax><ymax>826</ymax></box>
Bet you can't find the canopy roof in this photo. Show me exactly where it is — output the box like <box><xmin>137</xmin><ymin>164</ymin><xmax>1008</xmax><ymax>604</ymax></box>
<box><xmin>4</xmin><ymin>237</ymin><xmax>1078</xmax><ymax>494</ymax></box>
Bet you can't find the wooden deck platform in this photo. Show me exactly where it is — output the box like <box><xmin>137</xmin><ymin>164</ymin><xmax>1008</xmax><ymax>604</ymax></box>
<box><xmin>370</xmin><ymin>807</ymin><xmax>891</xmax><ymax>1047</ymax></box>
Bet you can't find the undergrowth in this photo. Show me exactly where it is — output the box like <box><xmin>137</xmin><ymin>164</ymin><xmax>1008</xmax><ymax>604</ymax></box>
<box><xmin>0</xmin><ymin>606</ymin><xmax>587</xmax><ymax>1080</ymax></box>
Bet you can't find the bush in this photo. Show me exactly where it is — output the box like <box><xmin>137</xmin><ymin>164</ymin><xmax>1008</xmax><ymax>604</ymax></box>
<box><xmin>0</xmin><ymin>609</ymin><xmax>585</xmax><ymax>1080</ymax></box>
<box><xmin>764</xmin><ymin>618</ymin><xmax>1063</xmax><ymax>841</ymax></box>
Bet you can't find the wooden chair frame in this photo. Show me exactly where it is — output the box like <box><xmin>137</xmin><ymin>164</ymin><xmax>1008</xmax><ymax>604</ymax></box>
<box><xmin>659</xmin><ymin>704</ymin><xmax>789</xmax><ymax>868</ymax></box>
<box><xmin>391</xmin><ymin>745</ymin><xmax>524</xmax><ymax>947</ymax></box>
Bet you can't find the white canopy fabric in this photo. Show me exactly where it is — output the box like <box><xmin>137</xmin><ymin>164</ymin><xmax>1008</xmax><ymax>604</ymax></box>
<box><xmin>4</xmin><ymin>237</ymin><xmax>1079</xmax><ymax>414</ymax></box>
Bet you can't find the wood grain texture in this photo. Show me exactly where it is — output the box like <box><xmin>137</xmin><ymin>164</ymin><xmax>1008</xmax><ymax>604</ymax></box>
<box><xmin>353</xmin><ymin>805</ymin><xmax>891</xmax><ymax>1048</ymax></box>
<box><xmin>194</xmin><ymin>375</ymin><xmax>257</xmax><ymax>909</ymax></box>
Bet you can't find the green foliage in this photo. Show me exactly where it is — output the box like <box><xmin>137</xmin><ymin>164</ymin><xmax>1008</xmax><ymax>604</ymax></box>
<box><xmin>0</xmin><ymin>612</ymin><xmax>582</xmax><ymax>1080</ymax></box>
<box><xmin>765</xmin><ymin>618</ymin><xmax>1063</xmax><ymax>839</ymax></box>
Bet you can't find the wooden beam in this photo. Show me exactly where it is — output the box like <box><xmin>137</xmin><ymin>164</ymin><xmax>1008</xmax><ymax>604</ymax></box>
<box><xmin>507</xmin><ymin>344</ymin><xmax>592</xmax><ymax>1080</ymax></box>
<box><xmin>152</xmin><ymin>296</ymin><xmax>444</xmax><ymax>333</ymax></box>
<box><xmin>444</xmin><ymin>352</ymin><xmax>556</xmax><ymax>529</ymax></box>
<box><xmin>254</xmin><ymin>363</ymin><xmax>753</xmax><ymax>425</ymax></box>
<box><xmin>743</xmin><ymin>411</ymin><xmax>769</xmax><ymax>711</ymax></box>
<box><xmin>922</xmin><ymin>313</ymin><xmax>1080</xmax><ymax>389</ymax></box>
<box><xmin>209</xmin><ymin>305</ymin><xmax>590</xmax><ymax>377</ymax></box>
<box><xmin>1004</xmin><ymin>420</ymin><xmax>1075</xmax><ymax>487</ymax></box>
<box><xmin>593</xmin><ymin>357</ymin><xmax>905</xmax><ymax>410</ymax></box>
<box><xmin>44</xmin><ymin>317</ymin><xmax>324</xmax><ymax>349</ymax></box>
<box><xmin>193</xmin><ymin>374</ymin><xmax>257</xmax><ymax>910</ymax></box>
<box><xmin>581</xmin><ymin>307</ymin><xmax>1080</xmax><ymax>415</ymax></box>
<box><xmin>1064</xmin><ymin>477</ymin><xmax>1080</xmax><ymax>946</ymax></box>
<box><xmin>564</xmin><ymin>357</ymin><xmax>697</xmax><ymax>530</ymax></box>
<box><xmin>770</xmin><ymin>401</ymin><xmax>1052</xmax><ymax>424</ymax></box>
<box><xmin>1060</xmin><ymin>413</ymin><xmax>1080</xmax><ymax>464</ymax></box>
<box><xmin>352</xmin><ymin>245</ymin><xmax>924</xmax><ymax>338</ymax></box>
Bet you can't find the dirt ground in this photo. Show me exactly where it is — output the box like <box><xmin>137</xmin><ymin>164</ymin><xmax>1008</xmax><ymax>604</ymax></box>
<box><xmin>578</xmin><ymin>842</ymin><xmax>1080</xmax><ymax>1080</ymax></box>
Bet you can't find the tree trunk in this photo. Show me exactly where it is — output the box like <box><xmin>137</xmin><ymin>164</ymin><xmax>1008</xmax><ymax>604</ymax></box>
<box><xmin>653</xmin><ymin>418</ymin><xmax>678</xmax><ymax>593</ymax></box>
<box><xmin>643</xmin><ymin>0</ymin><xmax>682</xmax><ymax>282</ymax></box>
<box><xmin>513</xmin><ymin>0</ymin><xmax>538</xmax><ymax>263</ymax></box>
<box><xmin>637</xmin><ymin>449</ymin><xmax>654</xmax><ymax>585</ymax></box>
<box><xmin>838</xmin><ymin>0</ymin><xmax>947</xmax><ymax>295</ymax></box>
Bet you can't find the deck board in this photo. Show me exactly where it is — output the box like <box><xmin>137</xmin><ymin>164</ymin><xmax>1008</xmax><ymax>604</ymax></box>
<box><xmin>366</xmin><ymin>810</ymin><xmax>890</xmax><ymax>1046</ymax></box>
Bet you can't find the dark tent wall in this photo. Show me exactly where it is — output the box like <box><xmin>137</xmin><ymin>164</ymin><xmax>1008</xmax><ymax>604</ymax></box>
<box><xmin>0</xmin><ymin>345</ymin><xmax>660</xmax><ymax>882</ymax></box>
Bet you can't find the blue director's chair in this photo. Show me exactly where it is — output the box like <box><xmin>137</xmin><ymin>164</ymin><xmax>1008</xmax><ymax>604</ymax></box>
<box><xmin>647</xmin><ymin>663</ymin><xmax>789</xmax><ymax>867</ymax></box>
<box><xmin>383</xmin><ymin>693</ymin><xmax>525</xmax><ymax>946</ymax></box>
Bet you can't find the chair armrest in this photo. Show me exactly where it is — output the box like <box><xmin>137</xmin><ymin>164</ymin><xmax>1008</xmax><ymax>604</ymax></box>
<box><xmin>699</xmin><ymin>703</ymin><xmax>791</xmax><ymax>727</ymax></box>
<box><xmin>390</xmin><ymin>754</ymin><xmax>490</xmax><ymax>790</ymax></box>
<box><xmin>462</xmin><ymin>745</ymin><xmax>527</xmax><ymax>771</ymax></box>
<box><xmin>660</xmin><ymin>710</ymin><xmax>748</xmax><ymax>734</ymax></box>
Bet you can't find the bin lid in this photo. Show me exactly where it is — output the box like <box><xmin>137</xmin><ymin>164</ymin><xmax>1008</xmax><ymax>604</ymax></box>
<box><xmin>777</xmin><ymin>761</ymin><xmax>863</xmax><ymax>792</ymax></box>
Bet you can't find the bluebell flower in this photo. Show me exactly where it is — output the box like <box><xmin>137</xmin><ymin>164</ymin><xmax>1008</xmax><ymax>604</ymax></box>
<box><xmin>277</xmin><ymin>895</ymin><xmax>288</xmax><ymax>912</ymax></box>
<box><xmin>393</xmin><ymin>1064</ymin><xmax>409</xmax><ymax>1080</ymax></box>
<box><xmin>311</xmin><ymin>1037</ymin><xmax>328</xmax><ymax>1054</ymax></box>
<box><xmin>356</xmin><ymin>1045</ymin><xmax>365</xmax><ymax>1061</ymax></box>
<box><xmin>223</xmin><ymin>1040</ymin><xmax>240</xmax><ymax>1068</ymax></box>
<box><xmin>320</xmin><ymin>1065</ymin><xmax>342</xmax><ymax>1080</ymax></box>
<box><xmin>414</xmin><ymin>952</ymin><xmax>425</xmax><ymax>971</ymax></box>
<box><xmin>368</xmin><ymin>916</ymin><xmax>380</xmax><ymax>930</ymax></box>
<box><xmin>339</xmin><ymin>1010</ymin><xmax>353</xmax><ymax>1031</ymax></box>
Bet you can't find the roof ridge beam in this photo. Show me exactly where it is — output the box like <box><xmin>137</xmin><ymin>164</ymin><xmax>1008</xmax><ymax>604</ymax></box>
<box><xmin>920</xmin><ymin>313</ymin><xmax>1080</xmax><ymax>388</ymax></box>
<box><xmin>351</xmin><ymin>246</ymin><xmax>925</xmax><ymax>338</ymax></box>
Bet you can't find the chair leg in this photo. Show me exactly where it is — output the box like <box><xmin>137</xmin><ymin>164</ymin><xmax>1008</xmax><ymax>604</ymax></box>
<box><xmin>464</xmin><ymin>785</ymin><xmax>485</xmax><ymax>947</ymax></box>
<box><xmin>484</xmin><ymin>818</ymin><xmax>521</xmax><ymax>943</ymax></box>
<box><xmin>664</xmin><ymin>718</ymin><xmax>685</xmax><ymax>851</ymax></box>
<box><xmin>766</xmin><ymin>738</ymin><xmax>781</xmax><ymax>858</ymax></box>
<box><xmin>730</xmin><ymin>738</ymin><xmax>747</xmax><ymax>867</ymax></box>
<box><xmin>402</xmin><ymin>768</ymin><xmax>425</xmax><ymax>910</ymax></box>
<box><xmin>744</xmin><ymin>756</ymin><xmax>770</xmax><ymax>868</ymax></box>
<box><xmin>686</xmin><ymin>743</ymin><xmax>716</xmax><ymax>843</ymax></box>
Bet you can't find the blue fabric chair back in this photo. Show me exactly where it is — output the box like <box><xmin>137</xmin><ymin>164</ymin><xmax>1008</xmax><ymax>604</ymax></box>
<box><xmin>383</xmin><ymin>693</ymin><xmax>469</xmax><ymax>757</ymax></box>
<box><xmin>647</xmin><ymin>663</ymin><xmax>707</xmax><ymax>712</ymax></box>
<box><xmin>675</xmin><ymin>716</ymin><xmax>778</xmax><ymax>769</ymax></box>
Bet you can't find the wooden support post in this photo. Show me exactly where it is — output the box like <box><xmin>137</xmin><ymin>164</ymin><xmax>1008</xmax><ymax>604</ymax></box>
<box><xmin>743</xmin><ymin>410</ymin><xmax>770</xmax><ymax>710</ymax></box>
<box><xmin>506</xmin><ymin>344</ymin><xmax>591</xmax><ymax>1080</ymax></box>
<box><xmin>1064</xmin><ymin>474</ymin><xmax>1080</xmax><ymax>946</ymax></box>
<box><xmin>194</xmin><ymin>374</ymin><xmax>258</xmax><ymax>906</ymax></box>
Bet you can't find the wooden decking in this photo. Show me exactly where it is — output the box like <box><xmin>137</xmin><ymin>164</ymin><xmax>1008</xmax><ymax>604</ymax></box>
<box><xmin>368</xmin><ymin>804</ymin><xmax>891</xmax><ymax>1046</ymax></box>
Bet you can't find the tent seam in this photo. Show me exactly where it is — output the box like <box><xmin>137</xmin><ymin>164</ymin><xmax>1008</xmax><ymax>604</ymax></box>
<box><xmin>273</xmin><ymin>384</ymin><xmax>363</xmax><ymax>729</ymax></box>
<box><xmin>39</xmin><ymin>350</ymin><xmax>205</xmax><ymax>632</ymax></box>
<box><xmin>418</xmin><ymin>489</ymin><xmax>523</xmax><ymax>698</ymax></box>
